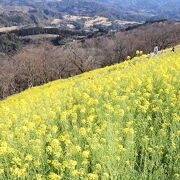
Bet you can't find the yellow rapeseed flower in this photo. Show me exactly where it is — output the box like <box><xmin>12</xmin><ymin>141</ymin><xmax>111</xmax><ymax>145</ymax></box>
<box><xmin>82</xmin><ymin>151</ymin><xmax>90</xmax><ymax>158</ymax></box>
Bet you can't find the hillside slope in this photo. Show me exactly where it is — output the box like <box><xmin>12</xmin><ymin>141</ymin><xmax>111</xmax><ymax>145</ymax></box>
<box><xmin>0</xmin><ymin>49</ymin><xmax>180</xmax><ymax>179</ymax></box>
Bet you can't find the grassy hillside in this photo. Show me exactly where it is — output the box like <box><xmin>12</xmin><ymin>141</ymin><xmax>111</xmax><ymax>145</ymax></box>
<box><xmin>0</xmin><ymin>49</ymin><xmax>180</xmax><ymax>179</ymax></box>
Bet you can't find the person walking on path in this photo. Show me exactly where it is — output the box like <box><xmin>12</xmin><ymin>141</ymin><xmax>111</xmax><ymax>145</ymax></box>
<box><xmin>154</xmin><ymin>46</ymin><xmax>158</xmax><ymax>55</ymax></box>
<box><xmin>172</xmin><ymin>47</ymin><xmax>175</xmax><ymax>52</ymax></box>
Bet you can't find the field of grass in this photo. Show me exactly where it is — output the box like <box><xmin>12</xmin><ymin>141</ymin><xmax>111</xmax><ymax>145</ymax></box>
<box><xmin>0</xmin><ymin>26</ymin><xmax>19</xmax><ymax>32</ymax></box>
<box><xmin>0</xmin><ymin>49</ymin><xmax>180</xmax><ymax>180</ymax></box>
<box><xmin>19</xmin><ymin>34</ymin><xmax>59</xmax><ymax>40</ymax></box>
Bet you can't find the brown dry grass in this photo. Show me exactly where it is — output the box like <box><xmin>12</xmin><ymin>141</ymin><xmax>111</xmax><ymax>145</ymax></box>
<box><xmin>0</xmin><ymin>26</ymin><xmax>19</xmax><ymax>32</ymax></box>
<box><xmin>19</xmin><ymin>34</ymin><xmax>59</xmax><ymax>40</ymax></box>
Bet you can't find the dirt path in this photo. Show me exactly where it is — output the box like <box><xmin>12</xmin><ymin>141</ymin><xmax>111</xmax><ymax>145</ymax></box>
<box><xmin>158</xmin><ymin>45</ymin><xmax>180</xmax><ymax>55</ymax></box>
<box><xmin>130</xmin><ymin>45</ymin><xmax>180</xmax><ymax>65</ymax></box>
<box><xmin>90</xmin><ymin>45</ymin><xmax>180</xmax><ymax>80</ymax></box>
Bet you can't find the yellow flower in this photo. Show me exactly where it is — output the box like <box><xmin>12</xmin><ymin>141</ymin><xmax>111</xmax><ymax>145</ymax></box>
<box><xmin>149</xmin><ymin>127</ymin><xmax>154</xmax><ymax>131</ymax></box>
<box><xmin>79</xmin><ymin>127</ymin><xmax>87</xmax><ymax>136</ymax></box>
<box><xmin>35</xmin><ymin>174</ymin><xmax>45</xmax><ymax>180</ymax></box>
<box><xmin>48</xmin><ymin>172</ymin><xmax>60</xmax><ymax>180</ymax></box>
<box><xmin>95</xmin><ymin>163</ymin><xmax>101</xmax><ymax>169</ymax></box>
<box><xmin>25</xmin><ymin>154</ymin><xmax>33</xmax><ymax>161</ymax></box>
<box><xmin>34</xmin><ymin>161</ymin><xmax>41</xmax><ymax>167</ymax></box>
<box><xmin>136</xmin><ymin>50</ymin><xmax>140</xmax><ymax>54</ymax></box>
<box><xmin>123</xmin><ymin>128</ymin><xmax>134</xmax><ymax>134</ymax></box>
<box><xmin>87</xmin><ymin>173</ymin><xmax>98</xmax><ymax>180</ymax></box>
<box><xmin>0</xmin><ymin>168</ymin><xmax>4</xmax><ymax>174</ymax></box>
<box><xmin>11</xmin><ymin>168</ymin><xmax>26</xmax><ymax>177</ymax></box>
<box><xmin>69</xmin><ymin>160</ymin><xmax>77</xmax><ymax>168</ymax></box>
<box><xmin>80</xmin><ymin>107</ymin><xmax>86</xmax><ymax>113</ymax></box>
<box><xmin>82</xmin><ymin>151</ymin><xmax>90</xmax><ymax>158</ymax></box>
<box><xmin>51</xmin><ymin>160</ymin><xmax>61</xmax><ymax>169</ymax></box>
<box><xmin>143</xmin><ymin>136</ymin><xmax>149</xmax><ymax>141</ymax></box>
<box><xmin>46</xmin><ymin>146</ymin><xmax>52</xmax><ymax>152</ymax></box>
<box><xmin>146</xmin><ymin>116</ymin><xmax>152</xmax><ymax>121</ymax></box>
<box><xmin>176</xmin><ymin>131</ymin><xmax>180</xmax><ymax>136</ymax></box>
<box><xmin>51</xmin><ymin>126</ymin><xmax>58</xmax><ymax>133</ymax></box>
<box><xmin>73</xmin><ymin>145</ymin><xmax>81</xmax><ymax>152</ymax></box>
<box><xmin>71</xmin><ymin>170</ymin><xmax>79</xmax><ymax>176</ymax></box>
<box><xmin>117</xmin><ymin>109</ymin><xmax>125</xmax><ymax>117</ymax></box>
<box><xmin>147</xmin><ymin>147</ymin><xmax>153</xmax><ymax>152</ymax></box>
<box><xmin>51</xmin><ymin>139</ymin><xmax>60</xmax><ymax>148</ymax></box>
<box><xmin>117</xmin><ymin>145</ymin><xmax>126</xmax><ymax>152</ymax></box>
<box><xmin>174</xmin><ymin>173</ymin><xmax>179</xmax><ymax>177</ymax></box>
<box><xmin>12</xmin><ymin>157</ymin><xmax>21</xmax><ymax>166</ymax></box>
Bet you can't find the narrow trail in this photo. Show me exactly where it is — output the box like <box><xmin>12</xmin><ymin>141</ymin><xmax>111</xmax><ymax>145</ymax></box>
<box><xmin>128</xmin><ymin>44</ymin><xmax>180</xmax><ymax>66</ymax></box>
<box><xmin>158</xmin><ymin>45</ymin><xmax>180</xmax><ymax>56</ymax></box>
<box><xmin>92</xmin><ymin>45</ymin><xmax>180</xmax><ymax>80</ymax></box>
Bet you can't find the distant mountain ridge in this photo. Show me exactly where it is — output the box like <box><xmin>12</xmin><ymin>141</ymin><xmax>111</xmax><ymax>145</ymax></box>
<box><xmin>92</xmin><ymin>0</ymin><xmax>180</xmax><ymax>20</ymax></box>
<box><xmin>0</xmin><ymin>0</ymin><xmax>179</xmax><ymax>28</ymax></box>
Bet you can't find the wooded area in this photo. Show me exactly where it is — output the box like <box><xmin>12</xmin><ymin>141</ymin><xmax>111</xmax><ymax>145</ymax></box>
<box><xmin>0</xmin><ymin>21</ymin><xmax>179</xmax><ymax>99</ymax></box>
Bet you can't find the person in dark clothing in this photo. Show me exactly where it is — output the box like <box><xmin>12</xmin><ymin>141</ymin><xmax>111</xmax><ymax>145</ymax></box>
<box><xmin>172</xmin><ymin>47</ymin><xmax>175</xmax><ymax>52</ymax></box>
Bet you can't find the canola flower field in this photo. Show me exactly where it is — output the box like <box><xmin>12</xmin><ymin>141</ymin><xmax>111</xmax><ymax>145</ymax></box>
<box><xmin>0</xmin><ymin>49</ymin><xmax>180</xmax><ymax>180</ymax></box>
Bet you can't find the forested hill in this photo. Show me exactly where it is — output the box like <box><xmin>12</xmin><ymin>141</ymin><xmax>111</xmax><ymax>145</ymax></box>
<box><xmin>92</xmin><ymin>0</ymin><xmax>180</xmax><ymax>20</ymax></box>
<box><xmin>0</xmin><ymin>0</ymin><xmax>179</xmax><ymax>27</ymax></box>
